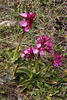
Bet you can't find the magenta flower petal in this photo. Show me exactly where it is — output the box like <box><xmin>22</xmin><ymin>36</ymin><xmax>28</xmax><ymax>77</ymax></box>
<box><xmin>19</xmin><ymin>20</ymin><xmax>27</xmax><ymax>27</ymax></box>
<box><xmin>48</xmin><ymin>52</ymin><xmax>52</xmax><ymax>55</ymax></box>
<box><xmin>59</xmin><ymin>62</ymin><xmax>62</xmax><ymax>66</ymax></box>
<box><xmin>23</xmin><ymin>49</ymin><xmax>29</xmax><ymax>54</ymax></box>
<box><xmin>39</xmin><ymin>48</ymin><xmax>45</xmax><ymax>55</ymax></box>
<box><xmin>40</xmin><ymin>50</ymin><xmax>45</xmax><ymax>55</ymax></box>
<box><xmin>54</xmin><ymin>62</ymin><xmax>58</xmax><ymax>67</ymax></box>
<box><xmin>37</xmin><ymin>44</ymin><xmax>41</xmax><ymax>48</ymax></box>
<box><xmin>54</xmin><ymin>53</ymin><xmax>59</xmax><ymax>58</ymax></box>
<box><xmin>45</xmin><ymin>46</ymin><xmax>53</xmax><ymax>54</ymax></box>
<box><xmin>29</xmin><ymin>12</ymin><xmax>32</xmax><ymax>15</ymax></box>
<box><xmin>45</xmin><ymin>41</ymin><xmax>54</xmax><ymax>46</ymax></box>
<box><xmin>38</xmin><ymin>37</ymin><xmax>40</xmax><ymax>40</ymax></box>
<box><xmin>33</xmin><ymin>47</ymin><xmax>39</xmax><ymax>54</ymax></box>
<box><xmin>20</xmin><ymin>13</ymin><xmax>27</xmax><ymax>18</ymax></box>
<box><xmin>21</xmin><ymin>53</ymin><xmax>25</xmax><ymax>58</ymax></box>
<box><xmin>45</xmin><ymin>35</ymin><xmax>50</xmax><ymax>41</ymax></box>
<box><xmin>24</xmin><ymin>26</ymin><xmax>29</xmax><ymax>32</ymax></box>
<box><xmin>29</xmin><ymin>12</ymin><xmax>36</xmax><ymax>17</ymax></box>
<box><xmin>53</xmin><ymin>53</ymin><xmax>63</xmax><ymax>67</ymax></box>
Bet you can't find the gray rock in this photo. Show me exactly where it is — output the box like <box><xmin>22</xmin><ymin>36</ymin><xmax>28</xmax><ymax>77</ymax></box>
<box><xmin>18</xmin><ymin>97</ymin><xmax>22</xmax><ymax>100</ymax></box>
<box><xmin>0</xmin><ymin>20</ymin><xmax>16</xmax><ymax>27</ymax></box>
<box><xmin>0</xmin><ymin>78</ymin><xmax>5</xmax><ymax>84</ymax></box>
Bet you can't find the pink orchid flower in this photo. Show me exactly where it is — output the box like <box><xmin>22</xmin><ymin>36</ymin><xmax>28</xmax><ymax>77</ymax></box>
<box><xmin>37</xmin><ymin>35</ymin><xmax>54</xmax><ymax>55</ymax></box>
<box><xmin>19</xmin><ymin>12</ymin><xmax>36</xmax><ymax>32</ymax></box>
<box><xmin>21</xmin><ymin>46</ymin><xmax>38</xmax><ymax>59</ymax></box>
<box><xmin>53</xmin><ymin>53</ymin><xmax>63</xmax><ymax>67</ymax></box>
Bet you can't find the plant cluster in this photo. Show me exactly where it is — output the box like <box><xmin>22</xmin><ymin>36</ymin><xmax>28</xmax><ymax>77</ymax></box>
<box><xmin>13</xmin><ymin>12</ymin><xmax>63</xmax><ymax>93</ymax></box>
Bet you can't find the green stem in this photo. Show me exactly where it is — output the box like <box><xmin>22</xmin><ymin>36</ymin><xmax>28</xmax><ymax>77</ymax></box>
<box><xmin>35</xmin><ymin>53</ymin><xmax>40</xmax><ymax>71</ymax></box>
<box><xmin>13</xmin><ymin>31</ymin><xmax>25</xmax><ymax>61</ymax></box>
<box><xmin>44</xmin><ymin>66</ymin><xmax>49</xmax><ymax>73</ymax></box>
<box><xmin>29</xmin><ymin>58</ymin><xmax>32</xmax><ymax>78</ymax></box>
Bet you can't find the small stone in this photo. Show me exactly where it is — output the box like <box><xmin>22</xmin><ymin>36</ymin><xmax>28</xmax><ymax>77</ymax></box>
<box><xmin>18</xmin><ymin>97</ymin><xmax>22</xmax><ymax>100</ymax></box>
<box><xmin>0</xmin><ymin>20</ymin><xmax>16</xmax><ymax>27</ymax></box>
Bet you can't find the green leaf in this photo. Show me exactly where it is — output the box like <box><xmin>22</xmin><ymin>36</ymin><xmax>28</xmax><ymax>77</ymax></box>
<box><xmin>1</xmin><ymin>97</ymin><xmax>6</xmax><ymax>100</ymax></box>
<box><xmin>20</xmin><ymin>85</ymin><xmax>28</xmax><ymax>92</ymax></box>
<box><xmin>18</xmin><ymin>78</ymin><xmax>32</xmax><ymax>87</ymax></box>
<box><xmin>1</xmin><ymin>91</ymin><xmax>5</xmax><ymax>94</ymax></box>
<box><xmin>16</xmin><ymin>67</ymin><xmax>31</xmax><ymax>78</ymax></box>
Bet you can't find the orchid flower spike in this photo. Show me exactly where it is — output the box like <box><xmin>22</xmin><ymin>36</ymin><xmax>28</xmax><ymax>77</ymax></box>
<box><xmin>19</xmin><ymin>12</ymin><xmax>36</xmax><ymax>32</ymax></box>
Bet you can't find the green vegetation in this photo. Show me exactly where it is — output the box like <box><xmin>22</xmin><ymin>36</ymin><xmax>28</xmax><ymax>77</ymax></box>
<box><xmin>0</xmin><ymin>0</ymin><xmax>67</xmax><ymax>100</ymax></box>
